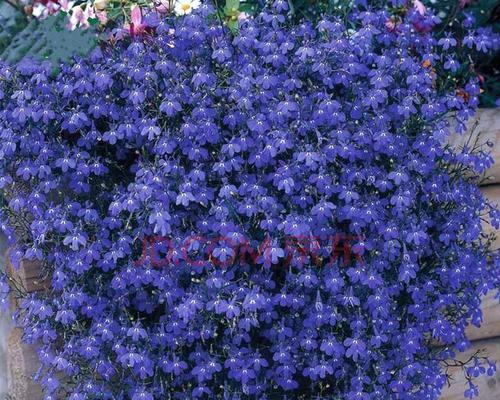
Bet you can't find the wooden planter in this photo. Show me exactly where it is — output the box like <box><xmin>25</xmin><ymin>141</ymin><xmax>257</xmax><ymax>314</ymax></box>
<box><xmin>448</xmin><ymin>108</ymin><xmax>500</xmax><ymax>186</ymax></box>
<box><xmin>3</xmin><ymin>256</ymin><xmax>43</xmax><ymax>400</ymax></box>
<box><xmin>437</xmin><ymin>108</ymin><xmax>500</xmax><ymax>400</ymax></box>
<box><xmin>438</xmin><ymin>187</ymin><xmax>500</xmax><ymax>400</ymax></box>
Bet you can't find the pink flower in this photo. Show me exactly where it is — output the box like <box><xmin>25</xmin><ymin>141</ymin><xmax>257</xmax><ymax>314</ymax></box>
<box><xmin>96</xmin><ymin>10</ymin><xmax>108</xmax><ymax>25</ymax></box>
<box><xmin>58</xmin><ymin>0</ymin><xmax>75</xmax><ymax>12</ymax></box>
<box><xmin>68</xmin><ymin>5</ymin><xmax>86</xmax><ymax>30</ymax></box>
<box><xmin>413</xmin><ymin>0</ymin><xmax>426</xmax><ymax>15</ymax></box>
<box><xmin>154</xmin><ymin>0</ymin><xmax>171</xmax><ymax>14</ymax></box>
<box><xmin>46</xmin><ymin>0</ymin><xmax>60</xmax><ymax>15</ymax></box>
<box><xmin>85</xmin><ymin>4</ymin><xmax>97</xmax><ymax>22</ymax></box>
<box><xmin>126</xmin><ymin>5</ymin><xmax>147</xmax><ymax>36</ymax></box>
<box><xmin>67</xmin><ymin>3</ymin><xmax>95</xmax><ymax>30</ymax></box>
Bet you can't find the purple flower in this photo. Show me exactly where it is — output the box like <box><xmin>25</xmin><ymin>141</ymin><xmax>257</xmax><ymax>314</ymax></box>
<box><xmin>343</xmin><ymin>337</ymin><xmax>366</xmax><ymax>361</ymax></box>
<box><xmin>0</xmin><ymin>2</ymin><xmax>497</xmax><ymax>399</ymax></box>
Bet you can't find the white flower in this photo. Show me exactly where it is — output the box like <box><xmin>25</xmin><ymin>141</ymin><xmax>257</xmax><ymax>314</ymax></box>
<box><xmin>32</xmin><ymin>3</ymin><xmax>48</xmax><ymax>18</ymax></box>
<box><xmin>174</xmin><ymin>0</ymin><xmax>200</xmax><ymax>16</ymax></box>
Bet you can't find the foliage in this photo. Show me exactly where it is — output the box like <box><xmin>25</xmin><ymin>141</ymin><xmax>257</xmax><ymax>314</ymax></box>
<box><xmin>0</xmin><ymin>1</ymin><xmax>499</xmax><ymax>399</ymax></box>
<box><xmin>430</xmin><ymin>0</ymin><xmax>499</xmax><ymax>106</ymax></box>
<box><xmin>0</xmin><ymin>2</ymin><xmax>29</xmax><ymax>55</ymax></box>
<box><xmin>0</xmin><ymin>3</ymin><xmax>98</xmax><ymax>65</ymax></box>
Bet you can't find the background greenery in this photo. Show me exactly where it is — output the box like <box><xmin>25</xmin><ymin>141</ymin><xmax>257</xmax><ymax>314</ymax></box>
<box><xmin>0</xmin><ymin>1</ymin><xmax>97</xmax><ymax>65</ymax></box>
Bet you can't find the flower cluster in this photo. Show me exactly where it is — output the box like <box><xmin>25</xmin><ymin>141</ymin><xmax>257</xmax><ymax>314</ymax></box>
<box><xmin>417</xmin><ymin>0</ymin><xmax>500</xmax><ymax>107</ymax></box>
<box><xmin>24</xmin><ymin>0</ymin><xmax>109</xmax><ymax>28</ymax></box>
<box><xmin>0</xmin><ymin>1</ymin><xmax>499</xmax><ymax>399</ymax></box>
<box><xmin>22</xmin><ymin>0</ymin><xmax>200</xmax><ymax>30</ymax></box>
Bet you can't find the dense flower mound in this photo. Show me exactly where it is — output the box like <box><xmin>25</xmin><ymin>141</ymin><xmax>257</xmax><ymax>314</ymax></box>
<box><xmin>0</xmin><ymin>1</ymin><xmax>499</xmax><ymax>399</ymax></box>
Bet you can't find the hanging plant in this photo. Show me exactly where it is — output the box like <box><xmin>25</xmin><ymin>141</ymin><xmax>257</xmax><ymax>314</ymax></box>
<box><xmin>0</xmin><ymin>1</ymin><xmax>498</xmax><ymax>399</ymax></box>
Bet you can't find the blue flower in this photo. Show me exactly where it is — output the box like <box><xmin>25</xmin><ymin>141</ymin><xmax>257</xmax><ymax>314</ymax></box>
<box><xmin>0</xmin><ymin>2</ymin><xmax>497</xmax><ymax>399</ymax></box>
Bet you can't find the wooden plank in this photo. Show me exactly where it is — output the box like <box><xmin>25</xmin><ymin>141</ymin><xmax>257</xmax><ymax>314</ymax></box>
<box><xmin>441</xmin><ymin>337</ymin><xmax>500</xmax><ymax>400</ymax></box>
<box><xmin>482</xmin><ymin>184</ymin><xmax>500</xmax><ymax>206</ymax></box>
<box><xmin>17</xmin><ymin>259</ymin><xmax>49</xmax><ymax>293</ymax></box>
<box><xmin>480</xmin><ymin>185</ymin><xmax>500</xmax><ymax>252</ymax></box>
<box><xmin>443</xmin><ymin>175</ymin><xmax>499</xmax><ymax>400</ymax></box>
<box><xmin>3</xmin><ymin>249</ymin><xmax>44</xmax><ymax>399</ymax></box>
<box><xmin>5</xmin><ymin>251</ymin><xmax>48</xmax><ymax>295</ymax></box>
<box><xmin>462</xmin><ymin>186</ymin><xmax>500</xmax><ymax>341</ymax></box>
<box><xmin>467</xmin><ymin>292</ymin><xmax>500</xmax><ymax>342</ymax></box>
<box><xmin>449</xmin><ymin>108</ymin><xmax>500</xmax><ymax>185</ymax></box>
<box><xmin>6</xmin><ymin>328</ymin><xmax>42</xmax><ymax>400</ymax></box>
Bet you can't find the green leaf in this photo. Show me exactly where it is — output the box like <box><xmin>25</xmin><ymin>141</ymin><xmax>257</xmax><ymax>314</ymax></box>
<box><xmin>239</xmin><ymin>3</ymin><xmax>256</xmax><ymax>13</ymax></box>
<box><xmin>224</xmin><ymin>0</ymin><xmax>240</xmax><ymax>14</ymax></box>
<box><xmin>0</xmin><ymin>13</ymin><xmax>100</xmax><ymax>65</ymax></box>
<box><xmin>227</xmin><ymin>18</ymin><xmax>239</xmax><ymax>33</ymax></box>
<box><xmin>51</xmin><ymin>65</ymin><xmax>61</xmax><ymax>78</ymax></box>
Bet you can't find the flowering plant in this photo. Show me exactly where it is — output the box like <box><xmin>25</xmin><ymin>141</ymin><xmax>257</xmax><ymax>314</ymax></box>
<box><xmin>11</xmin><ymin>0</ymin><xmax>499</xmax><ymax>105</ymax></box>
<box><xmin>19</xmin><ymin>0</ymin><xmax>183</xmax><ymax>29</ymax></box>
<box><xmin>0</xmin><ymin>1</ymin><xmax>499</xmax><ymax>399</ymax></box>
<box><xmin>433</xmin><ymin>0</ymin><xmax>500</xmax><ymax>107</ymax></box>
